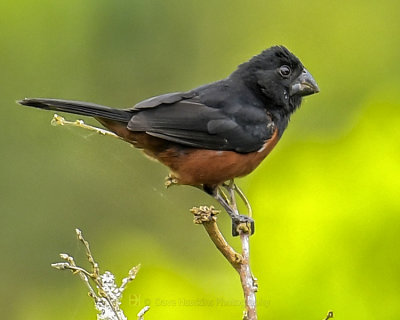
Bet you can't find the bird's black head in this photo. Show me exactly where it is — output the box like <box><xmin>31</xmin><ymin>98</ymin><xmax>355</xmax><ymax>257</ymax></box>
<box><xmin>232</xmin><ymin>46</ymin><xmax>319</xmax><ymax>116</ymax></box>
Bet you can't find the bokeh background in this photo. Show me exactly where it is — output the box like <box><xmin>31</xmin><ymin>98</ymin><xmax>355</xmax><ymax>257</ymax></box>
<box><xmin>1</xmin><ymin>0</ymin><xmax>399</xmax><ymax>319</ymax></box>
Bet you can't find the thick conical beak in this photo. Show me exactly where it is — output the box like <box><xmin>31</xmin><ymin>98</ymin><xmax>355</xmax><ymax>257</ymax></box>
<box><xmin>290</xmin><ymin>68</ymin><xmax>319</xmax><ymax>97</ymax></box>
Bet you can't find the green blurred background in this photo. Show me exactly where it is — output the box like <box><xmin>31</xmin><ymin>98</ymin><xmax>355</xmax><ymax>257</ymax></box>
<box><xmin>1</xmin><ymin>0</ymin><xmax>399</xmax><ymax>319</ymax></box>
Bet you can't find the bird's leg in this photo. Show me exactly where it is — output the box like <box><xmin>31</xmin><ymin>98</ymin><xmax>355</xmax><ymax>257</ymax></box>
<box><xmin>214</xmin><ymin>187</ymin><xmax>239</xmax><ymax>216</ymax></box>
<box><xmin>221</xmin><ymin>180</ymin><xmax>253</xmax><ymax>217</ymax></box>
<box><xmin>51</xmin><ymin>114</ymin><xmax>121</xmax><ymax>139</ymax></box>
<box><xmin>232</xmin><ymin>183</ymin><xmax>253</xmax><ymax>218</ymax></box>
<box><xmin>221</xmin><ymin>180</ymin><xmax>238</xmax><ymax>211</ymax></box>
<box><xmin>223</xmin><ymin>180</ymin><xmax>255</xmax><ymax>236</ymax></box>
<box><xmin>216</xmin><ymin>185</ymin><xmax>232</xmax><ymax>208</ymax></box>
<box><xmin>205</xmin><ymin>182</ymin><xmax>254</xmax><ymax>237</ymax></box>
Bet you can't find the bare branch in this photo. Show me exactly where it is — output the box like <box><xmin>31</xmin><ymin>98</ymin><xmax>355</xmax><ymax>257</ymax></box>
<box><xmin>239</xmin><ymin>232</ymin><xmax>257</xmax><ymax>320</ymax></box>
<box><xmin>191</xmin><ymin>205</ymin><xmax>258</xmax><ymax>319</ymax></box>
<box><xmin>191</xmin><ymin>206</ymin><xmax>243</xmax><ymax>270</ymax></box>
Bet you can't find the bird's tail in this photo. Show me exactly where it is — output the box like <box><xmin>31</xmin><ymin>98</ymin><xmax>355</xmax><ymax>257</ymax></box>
<box><xmin>18</xmin><ymin>98</ymin><xmax>132</xmax><ymax>123</ymax></box>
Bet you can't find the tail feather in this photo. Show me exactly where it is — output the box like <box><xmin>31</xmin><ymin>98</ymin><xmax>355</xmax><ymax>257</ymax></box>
<box><xmin>18</xmin><ymin>98</ymin><xmax>132</xmax><ymax>123</ymax></box>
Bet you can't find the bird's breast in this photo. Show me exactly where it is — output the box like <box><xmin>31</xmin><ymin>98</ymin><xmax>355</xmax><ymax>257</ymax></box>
<box><xmin>157</xmin><ymin>128</ymin><xmax>280</xmax><ymax>186</ymax></box>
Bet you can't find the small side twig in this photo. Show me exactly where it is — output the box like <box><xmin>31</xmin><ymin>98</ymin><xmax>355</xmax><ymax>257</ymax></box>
<box><xmin>137</xmin><ymin>306</ymin><xmax>150</xmax><ymax>320</ymax></box>
<box><xmin>51</xmin><ymin>114</ymin><xmax>121</xmax><ymax>139</ymax></box>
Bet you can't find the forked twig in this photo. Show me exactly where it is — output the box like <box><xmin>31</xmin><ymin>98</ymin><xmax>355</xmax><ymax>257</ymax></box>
<box><xmin>52</xmin><ymin>229</ymin><xmax>149</xmax><ymax>320</ymax></box>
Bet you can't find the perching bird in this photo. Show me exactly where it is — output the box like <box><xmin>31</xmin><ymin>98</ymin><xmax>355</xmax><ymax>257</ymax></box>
<box><xmin>19</xmin><ymin>45</ymin><xmax>319</xmax><ymax>235</ymax></box>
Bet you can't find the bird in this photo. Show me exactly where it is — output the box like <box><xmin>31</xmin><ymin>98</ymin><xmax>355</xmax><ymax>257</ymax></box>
<box><xmin>19</xmin><ymin>45</ymin><xmax>319</xmax><ymax>236</ymax></box>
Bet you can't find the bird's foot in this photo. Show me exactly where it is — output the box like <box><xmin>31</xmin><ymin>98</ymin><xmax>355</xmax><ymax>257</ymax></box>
<box><xmin>212</xmin><ymin>180</ymin><xmax>255</xmax><ymax>236</ymax></box>
<box><xmin>164</xmin><ymin>173</ymin><xmax>179</xmax><ymax>188</ymax></box>
<box><xmin>231</xmin><ymin>214</ymin><xmax>255</xmax><ymax>237</ymax></box>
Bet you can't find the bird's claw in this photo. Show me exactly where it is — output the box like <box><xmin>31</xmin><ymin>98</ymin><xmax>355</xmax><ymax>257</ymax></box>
<box><xmin>232</xmin><ymin>215</ymin><xmax>255</xmax><ymax>237</ymax></box>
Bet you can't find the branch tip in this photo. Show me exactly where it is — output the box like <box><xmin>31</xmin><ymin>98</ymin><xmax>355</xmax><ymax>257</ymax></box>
<box><xmin>191</xmin><ymin>205</ymin><xmax>220</xmax><ymax>224</ymax></box>
<box><xmin>130</xmin><ymin>264</ymin><xmax>141</xmax><ymax>277</ymax></box>
<box><xmin>75</xmin><ymin>228</ymin><xmax>82</xmax><ymax>237</ymax></box>
<box><xmin>51</xmin><ymin>262</ymin><xmax>69</xmax><ymax>270</ymax></box>
<box><xmin>137</xmin><ymin>305</ymin><xmax>150</xmax><ymax>320</ymax></box>
<box><xmin>59</xmin><ymin>253</ymin><xmax>70</xmax><ymax>259</ymax></box>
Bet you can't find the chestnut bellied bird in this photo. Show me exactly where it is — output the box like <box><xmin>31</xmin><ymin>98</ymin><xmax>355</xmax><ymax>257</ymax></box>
<box><xmin>19</xmin><ymin>46</ymin><xmax>319</xmax><ymax>236</ymax></box>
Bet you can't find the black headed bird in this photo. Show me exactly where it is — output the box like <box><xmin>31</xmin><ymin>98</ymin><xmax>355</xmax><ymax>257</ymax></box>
<box><xmin>19</xmin><ymin>46</ymin><xmax>319</xmax><ymax>235</ymax></box>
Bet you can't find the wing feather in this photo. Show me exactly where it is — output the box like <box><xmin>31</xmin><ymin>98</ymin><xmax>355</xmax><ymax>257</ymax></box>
<box><xmin>127</xmin><ymin>91</ymin><xmax>273</xmax><ymax>153</ymax></box>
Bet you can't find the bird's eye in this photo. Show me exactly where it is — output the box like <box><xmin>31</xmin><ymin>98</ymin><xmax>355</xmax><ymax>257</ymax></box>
<box><xmin>279</xmin><ymin>65</ymin><xmax>291</xmax><ymax>77</ymax></box>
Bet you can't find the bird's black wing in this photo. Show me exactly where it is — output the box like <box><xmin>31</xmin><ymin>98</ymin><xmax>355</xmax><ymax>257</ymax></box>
<box><xmin>127</xmin><ymin>91</ymin><xmax>274</xmax><ymax>153</ymax></box>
